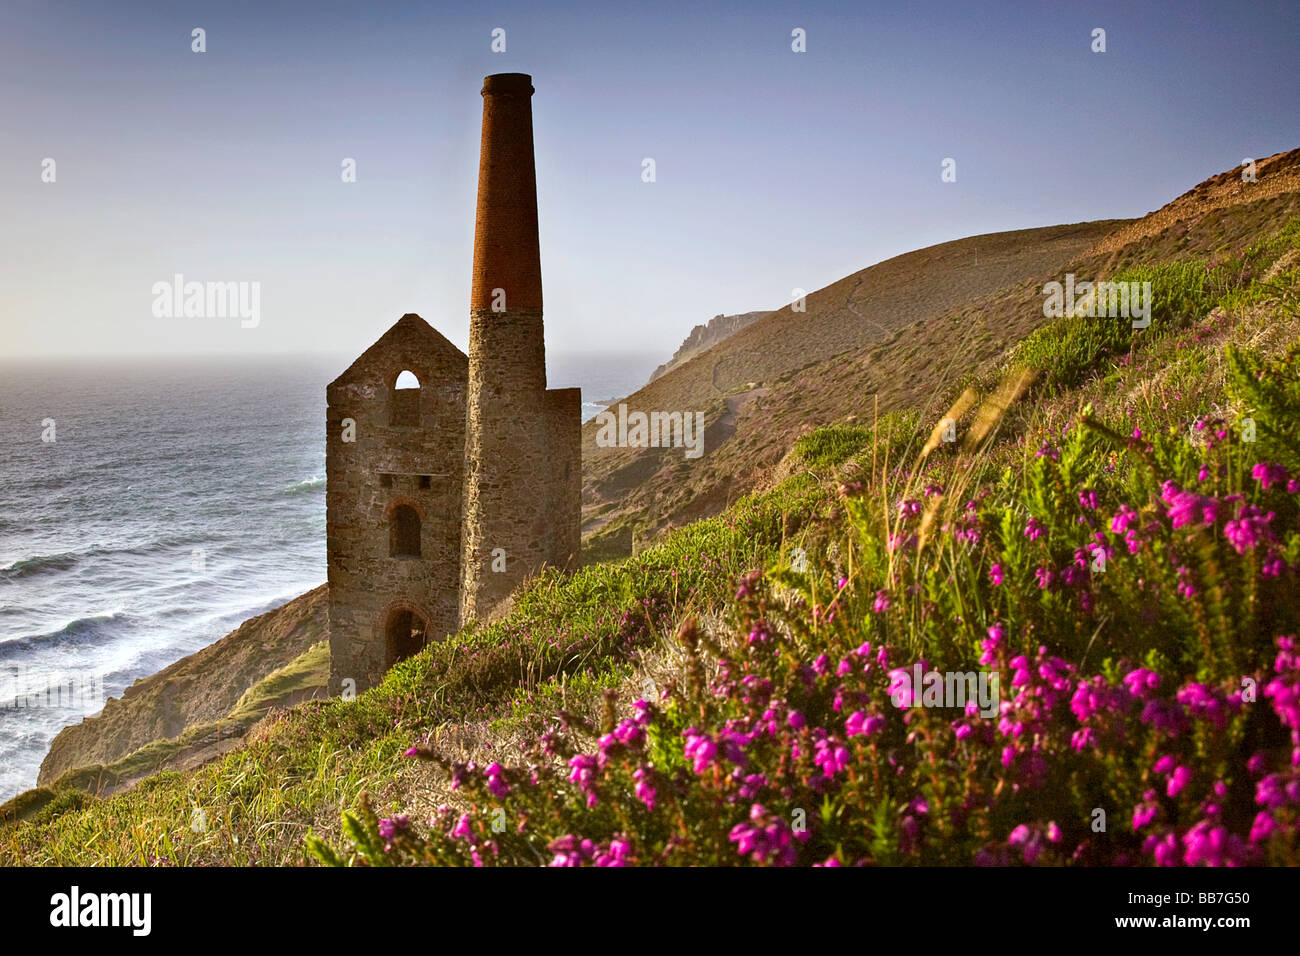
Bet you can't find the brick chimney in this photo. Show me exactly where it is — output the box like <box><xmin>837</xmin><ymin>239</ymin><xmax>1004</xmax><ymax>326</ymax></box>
<box><xmin>461</xmin><ymin>73</ymin><xmax>559</xmax><ymax>622</ymax></box>
<box><xmin>470</xmin><ymin>72</ymin><xmax>543</xmax><ymax>314</ymax></box>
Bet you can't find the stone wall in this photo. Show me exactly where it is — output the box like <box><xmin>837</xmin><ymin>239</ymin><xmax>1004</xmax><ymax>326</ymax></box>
<box><xmin>460</xmin><ymin>307</ymin><xmax>551</xmax><ymax>622</ymax></box>
<box><xmin>326</xmin><ymin>314</ymin><xmax>467</xmax><ymax>694</ymax></box>
<box><xmin>546</xmin><ymin>386</ymin><xmax>582</xmax><ymax>569</ymax></box>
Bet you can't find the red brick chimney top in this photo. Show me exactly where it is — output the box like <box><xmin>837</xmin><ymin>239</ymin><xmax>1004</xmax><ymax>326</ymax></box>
<box><xmin>470</xmin><ymin>74</ymin><xmax>542</xmax><ymax>312</ymax></box>
<box><xmin>482</xmin><ymin>73</ymin><xmax>534</xmax><ymax>96</ymax></box>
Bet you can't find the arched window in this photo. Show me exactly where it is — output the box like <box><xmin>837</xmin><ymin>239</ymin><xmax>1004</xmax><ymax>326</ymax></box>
<box><xmin>385</xmin><ymin>607</ymin><xmax>428</xmax><ymax>667</ymax></box>
<box><xmin>391</xmin><ymin>504</ymin><xmax>421</xmax><ymax>557</ymax></box>
<box><xmin>390</xmin><ymin>369</ymin><xmax>420</xmax><ymax>426</ymax></box>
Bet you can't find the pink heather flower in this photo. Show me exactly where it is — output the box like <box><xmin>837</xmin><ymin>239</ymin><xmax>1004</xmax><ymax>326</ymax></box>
<box><xmin>451</xmin><ymin>813</ymin><xmax>473</xmax><ymax>840</ymax></box>
<box><xmin>1123</xmin><ymin>667</ymin><xmax>1162</xmax><ymax>698</ymax></box>
<box><xmin>1024</xmin><ymin>517</ymin><xmax>1045</xmax><ymax>541</ymax></box>
<box><xmin>594</xmin><ymin>838</ymin><xmax>633</xmax><ymax>868</ymax></box>
<box><xmin>547</xmin><ymin>834</ymin><xmax>588</xmax><ymax>867</ymax></box>
<box><xmin>1146</xmin><ymin>831</ymin><xmax>1181</xmax><ymax>866</ymax></box>
<box><xmin>1223</xmin><ymin>505</ymin><xmax>1274</xmax><ymax>554</ymax></box>
<box><xmin>813</xmin><ymin>737</ymin><xmax>851</xmax><ymax>779</ymax></box>
<box><xmin>1252</xmin><ymin>462</ymin><xmax>1289</xmax><ymax>491</ymax></box>
<box><xmin>1183</xmin><ymin>821</ymin><xmax>1246</xmax><ymax>867</ymax></box>
<box><xmin>1078</xmin><ymin>490</ymin><xmax>1098</xmax><ymax>510</ymax></box>
<box><xmin>729</xmin><ymin>804</ymin><xmax>797</xmax><ymax>866</ymax></box>
<box><xmin>1198</xmin><ymin>465</ymin><xmax>1210</xmax><ymax>482</ymax></box>
<box><xmin>1034</xmin><ymin>566</ymin><xmax>1055</xmax><ymax>590</ymax></box>
<box><xmin>1161</xmin><ymin>481</ymin><xmax>1219</xmax><ymax>529</ymax></box>
<box><xmin>1177</xmin><ymin>682</ymin><xmax>1227</xmax><ymax>729</ymax></box>
<box><xmin>888</xmin><ymin>667</ymin><xmax>915</xmax><ymax>707</ymax></box>
<box><xmin>632</xmin><ymin>766</ymin><xmax>656</xmax><ymax>811</ymax></box>
<box><xmin>1110</xmin><ymin>504</ymin><xmax>1139</xmax><ymax>534</ymax></box>
<box><xmin>980</xmin><ymin>622</ymin><xmax>1005</xmax><ymax>666</ymax></box>
<box><xmin>567</xmin><ymin>754</ymin><xmax>600</xmax><ymax>807</ymax></box>
<box><xmin>1250</xmin><ymin>811</ymin><xmax>1278</xmax><ymax>844</ymax></box>
<box><xmin>1008</xmin><ymin>824</ymin><xmax>1044</xmax><ymax>864</ymax></box>
<box><xmin>988</xmin><ymin>563</ymin><xmax>1003</xmax><ymax>586</ymax></box>
<box><xmin>888</xmin><ymin>532</ymin><xmax>918</xmax><ymax>552</ymax></box>
<box><xmin>737</xmin><ymin>773</ymin><xmax>768</xmax><ymax>800</ymax></box>
<box><xmin>845</xmin><ymin>711</ymin><xmax>885</xmax><ymax>737</ymax></box>
<box><xmin>1167</xmin><ymin>766</ymin><xmax>1192</xmax><ymax>798</ymax></box>
<box><xmin>484</xmin><ymin>762</ymin><xmax>510</xmax><ymax>799</ymax></box>
<box><xmin>788</xmin><ymin>710</ymin><xmax>805</xmax><ymax>730</ymax></box>
<box><xmin>683</xmin><ymin>728</ymin><xmax>720</xmax><ymax>774</ymax></box>
<box><xmin>873</xmin><ymin>590</ymin><xmax>891</xmax><ymax>613</ymax></box>
<box><xmin>1264</xmin><ymin>672</ymin><xmax>1300</xmax><ymax>732</ymax></box>
<box><xmin>378</xmin><ymin>815</ymin><xmax>410</xmax><ymax>848</ymax></box>
<box><xmin>1255</xmin><ymin>774</ymin><xmax>1296</xmax><ymax>810</ymax></box>
<box><xmin>1133</xmin><ymin>791</ymin><xmax>1160</xmax><ymax>830</ymax></box>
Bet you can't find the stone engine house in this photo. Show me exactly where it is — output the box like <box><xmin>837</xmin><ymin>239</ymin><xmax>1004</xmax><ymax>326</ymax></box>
<box><xmin>326</xmin><ymin>73</ymin><xmax>580</xmax><ymax>694</ymax></box>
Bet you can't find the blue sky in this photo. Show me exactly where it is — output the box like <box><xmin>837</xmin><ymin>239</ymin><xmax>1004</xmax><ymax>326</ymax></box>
<box><xmin>2</xmin><ymin>0</ymin><xmax>1297</xmax><ymax>358</ymax></box>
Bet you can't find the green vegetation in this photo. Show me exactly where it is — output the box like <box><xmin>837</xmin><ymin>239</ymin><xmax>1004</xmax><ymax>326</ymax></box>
<box><xmin>3</xmin><ymin>216</ymin><xmax>1300</xmax><ymax>867</ymax></box>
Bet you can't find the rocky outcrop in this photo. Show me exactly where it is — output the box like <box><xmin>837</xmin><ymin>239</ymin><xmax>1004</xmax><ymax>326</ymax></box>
<box><xmin>648</xmin><ymin>312</ymin><xmax>767</xmax><ymax>383</ymax></box>
<box><xmin>37</xmin><ymin>585</ymin><xmax>328</xmax><ymax>786</ymax></box>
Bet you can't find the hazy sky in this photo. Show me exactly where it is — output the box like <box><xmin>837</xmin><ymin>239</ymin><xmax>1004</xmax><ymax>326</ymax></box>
<box><xmin>2</xmin><ymin>0</ymin><xmax>1297</xmax><ymax>359</ymax></box>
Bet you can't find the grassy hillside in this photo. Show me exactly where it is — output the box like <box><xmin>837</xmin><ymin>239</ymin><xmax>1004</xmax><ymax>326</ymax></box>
<box><xmin>580</xmin><ymin>150</ymin><xmax>1300</xmax><ymax>564</ymax></box>
<box><xmin>3</xmin><ymin>188</ymin><xmax>1299</xmax><ymax>864</ymax></box>
<box><xmin>580</xmin><ymin>219</ymin><xmax>1128</xmax><ymax>559</ymax></box>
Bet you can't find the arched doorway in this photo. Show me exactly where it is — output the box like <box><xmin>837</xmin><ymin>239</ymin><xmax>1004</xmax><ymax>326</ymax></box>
<box><xmin>383</xmin><ymin>603</ymin><xmax>430</xmax><ymax>668</ymax></box>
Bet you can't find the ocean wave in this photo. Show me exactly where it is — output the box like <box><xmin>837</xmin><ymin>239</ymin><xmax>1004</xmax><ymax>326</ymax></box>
<box><xmin>0</xmin><ymin>532</ymin><xmax>229</xmax><ymax>584</ymax></box>
<box><xmin>283</xmin><ymin>475</ymin><xmax>326</xmax><ymax>495</ymax></box>
<box><xmin>0</xmin><ymin>551</ymin><xmax>79</xmax><ymax>581</ymax></box>
<box><xmin>0</xmin><ymin>610</ymin><xmax>131</xmax><ymax>659</ymax></box>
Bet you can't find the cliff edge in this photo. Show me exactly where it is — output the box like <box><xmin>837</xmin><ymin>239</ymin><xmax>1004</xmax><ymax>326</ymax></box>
<box><xmin>37</xmin><ymin>585</ymin><xmax>329</xmax><ymax>788</ymax></box>
<box><xmin>647</xmin><ymin>311</ymin><xmax>767</xmax><ymax>383</ymax></box>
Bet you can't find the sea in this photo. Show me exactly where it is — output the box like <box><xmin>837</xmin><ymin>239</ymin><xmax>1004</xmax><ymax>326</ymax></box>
<box><xmin>0</xmin><ymin>349</ymin><xmax>659</xmax><ymax>802</ymax></box>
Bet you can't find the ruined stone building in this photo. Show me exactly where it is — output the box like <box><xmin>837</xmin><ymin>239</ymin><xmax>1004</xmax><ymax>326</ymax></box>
<box><xmin>326</xmin><ymin>74</ymin><xmax>580</xmax><ymax>694</ymax></box>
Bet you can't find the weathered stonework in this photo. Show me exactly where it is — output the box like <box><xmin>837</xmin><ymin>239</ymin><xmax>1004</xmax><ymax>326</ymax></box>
<box><xmin>327</xmin><ymin>74</ymin><xmax>579</xmax><ymax>694</ymax></box>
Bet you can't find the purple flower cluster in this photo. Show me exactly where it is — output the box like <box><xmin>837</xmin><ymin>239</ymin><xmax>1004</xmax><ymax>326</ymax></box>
<box><xmin>548</xmin><ymin>834</ymin><xmax>634</xmax><ymax>867</ymax></box>
<box><xmin>728</xmin><ymin>803</ymin><xmax>803</xmax><ymax>865</ymax></box>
